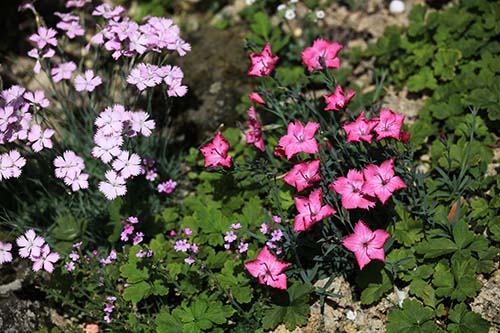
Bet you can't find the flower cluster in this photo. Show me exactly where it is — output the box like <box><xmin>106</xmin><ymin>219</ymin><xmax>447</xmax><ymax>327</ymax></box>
<box><xmin>343</xmin><ymin>108</ymin><xmax>407</xmax><ymax>143</ymax></box>
<box><xmin>0</xmin><ymin>229</ymin><xmax>60</xmax><ymax>273</ymax></box>
<box><xmin>331</xmin><ymin>159</ymin><xmax>406</xmax><ymax>209</ymax></box>
<box><xmin>223</xmin><ymin>223</ymin><xmax>249</xmax><ymax>253</ymax></box>
<box><xmin>91</xmin><ymin>8</ymin><xmax>190</xmax><ymax>59</ymax></box>
<box><xmin>91</xmin><ymin>104</ymin><xmax>154</xmax><ymax>200</ymax></box>
<box><xmin>259</xmin><ymin>216</ymin><xmax>285</xmax><ymax>253</ymax></box>
<box><xmin>55</xmin><ymin>11</ymin><xmax>84</xmax><ymax>39</ymax></box>
<box><xmin>172</xmin><ymin>228</ymin><xmax>199</xmax><ymax>265</ymax></box>
<box><xmin>127</xmin><ymin>64</ymin><xmax>187</xmax><ymax>97</ymax></box>
<box><xmin>54</xmin><ymin>150</ymin><xmax>89</xmax><ymax>192</ymax></box>
<box><xmin>1</xmin><ymin>86</ymin><xmax>56</xmax><ymax>182</ymax></box>
<box><xmin>103</xmin><ymin>296</ymin><xmax>117</xmax><ymax>323</ymax></box>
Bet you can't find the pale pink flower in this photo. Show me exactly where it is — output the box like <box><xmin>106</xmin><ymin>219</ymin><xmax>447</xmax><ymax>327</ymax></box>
<box><xmin>1</xmin><ymin>150</ymin><xmax>26</xmax><ymax>179</ymax></box>
<box><xmin>238</xmin><ymin>242</ymin><xmax>248</xmax><ymax>253</ymax></box>
<box><xmin>24</xmin><ymin>90</ymin><xmax>50</xmax><ymax>108</ymax></box>
<box><xmin>184</xmin><ymin>256</ymin><xmax>195</xmax><ymax>265</ymax></box>
<box><xmin>28</xmin><ymin>124</ymin><xmax>54</xmax><ymax>152</ymax></box>
<box><xmin>231</xmin><ymin>223</ymin><xmax>241</xmax><ymax>230</ymax></box>
<box><xmin>245</xmin><ymin>106</ymin><xmax>265</xmax><ymax>152</ymax></box>
<box><xmin>224</xmin><ymin>231</ymin><xmax>237</xmax><ymax>244</ymax></box>
<box><xmin>92</xmin><ymin>135</ymin><xmax>123</xmax><ymax>163</ymax></box>
<box><xmin>66</xmin><ymin>0</ymin><xmax>91</xmax><ymax>8</ymax></box>
<box><xmin>324</xmin><ymin>85</ymin><xmax>355</xmax><ymax>111</ymax></box>
<box><xmin>27</xmin><ymin>48</ymin><xmax>55</xmax><ymax>74</ymax></box>
<box><xmin>51</xmin><ymin>61</ymin><xmax>76</xmax><ymax>83</ymax></box>
<box><xmin>166</xmin><ymin>79</ymin><xmax>188</xmax><ymax>97</ymax></box>
<box><xmin>112</xmin><ymin>151</ymin><xmax>141</xmax><ymax>179</ymax></box>
<box><xmin>16</xmin><ymin>229</ymin><xmax>45</xmax><ymax>258</ymax></box>
<box><xmin>130</xmin><ymin>111</ymin><xmax>155</xmax><ymax>137</ymax></box>
<box><xmin>374</xmin><ymin>108</ymin><xmax>404</xmax><ymax>141</ymax></box>
<box><xmin>127</xmin><ymin>63</ymin><xmax>161</xmax><ymax>91</ymax></box>
<box><xmin>64</xmin><ymin>172</ymin><xmax>89</xmax><ymax>192</ymax></box>
<box><xmin>0</xmin><ymin>242</ymin><xmax>13</xmax><ymax>264</ymax></box>
<box><xmin>342</xmin><ymin>112</ymin><xmax>378</xmax><ymax>143</ymax></box>
<box><xmin>133</xmin><ymin>232</ymin><xmax>144</xmax><ymax>245</ymax></box>
<box><xmin>277</xmin><ymin>121</ymin><xmax>320</xmax><ymax>159</ymax></box>
<box><xmin>2</xmin><ymin>85</ymin><xmax>26</xmax><ymax>107</ymax></box>
<box><xmin>330</xmin><ymin>170</ymin><xmax>375</xmax><ymax>210</ymax></box>
<box><xmin>57</xmin><ymin>20</ymin><xmax>84</xmax><ymax>39</ymax></box>
<box><xmin>294</xmin><ymin>188</ymin><xmax>336</xmax><ymax>232</ymax></box>
<box><xmin>99</xmin><ymin>170</ymin><xmax>127</xmax><ymax>200</ymax></box>
<box><xmin>260</xmin><ymin>223</ymin><xmax>269</xmax><ymax>234</ymax></box>
<box><xmin>74</xmin><ymin>70</ymin><xmax>102</xmax><ymax>92</ymax></box>
<box><xmin>271</xmin><ymin>229</ymin><xmax>283</xmax><ymax>242</ymax></box>
<box><xmin>92</xmin><ymin>4</ymin><xmax>125</xmax><ymax>19</ymax></box>
<box><xmin>54</xmin><ymin>150</ymin><xmax>85</xmax><ymax>179</ymax></box>
<box><xmin>283</xmin><ymin>159</ymin><xmax>321</xmax><ymax>192</ymax></box>
<box><xmin>248</xmin><ymin>42</ymin><xmax>279</xmax><ymax>77</ymax></box>
<box><xmin>363</xmin><ymin>159</ymin><xmax>406</xmax><ymax>204</ymax></box>
<box><xmin>95</xmin><ymin>106</ymin><xmax>125</xmax><ymax>136</ymax></box>
<box><xmin>32</xmin><ymin>244</ymin><xmax>60</xmax><ymax>273</ymax></box>
<box><xmin>200</xmin><ymin>131</ymin><xmax>232</xmax><ymax>168</ymax></box>
<box><xmin>342</xmin><ymin>220</ymin><xmax>390</xmax><ymax>270</ymax></box>
<box><xmin>121</xmin><ymin>224</ymin><xmax>134</xmax><ymax>242</ymax></box>
<box><xmin>245</xmin><ymin>246</ymin><xmax>290</xmax><ymax>290</ymax></box>
<box><xmin>301</xmin><ymin>39</ymin><xmax>343</xmax><ymax>72</ymax></box>
<box><xmin>29</xmin><ymin>27</ymin><xmax>57</xmax><ymax>49</ymax></box>
<box><xmin>64</xmin><ymin>261</ymin><xmax>75</xmax><ymax>271</ymax></box>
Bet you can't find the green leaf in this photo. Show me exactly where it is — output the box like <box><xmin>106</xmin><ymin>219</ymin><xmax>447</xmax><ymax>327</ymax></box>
<box><xmin>432</xmin><ymin>49</ymin><xmax>462</xmax><ymax>81</ymax></box>
<box><xmin>415</xmin><ymin>237</ymin><xmax>458</xmax><ymax>259</ymax></box>
<box><xmin>409</xmin><ymin>279</ymin><xmax>437</xmax><ymax>307</ymax></box>
<box><xmin>262</xmin><ymin>284</ymin><xmax>312</xmax><ymax>331</ymax></box>
<box><xmin>448</xmin><ymin>303</ymin><xmax>489</xmax><ymax>333</ymax></box>
<box><xmin>393</xmin><ymin>207</ymin><xmax>424</xmax><ymax>246</ymax></box>
<box><xmin>152</xmin><ymin>280</ymin><xmax>169</xmax><ymax>296</ymax></box>
<box><xmin>387</xmin><ymin>299</ymin><xmax>440</xmax><ymax>333</ymax></box>
<box><xmin>407</xmin><ymin>67</ymin><xmax>438</xmax><ymax>92</ymax></box>
<box><xmin>360</xmin><ymin>268</ymin><xmax>393</xmax><ymax>305</ymax></box>
<box><xmin>452</xmin><ymin>220</ymin><xmax>475</xmax><ymax>249</ymax></box>
<box><xmin>107</xmin><ymin>197</ymin><xmax>123</xmax><ymax>243</ymax></box>
<box><xmin>120</xmin><ymin>263</ymin><xmax>149</xmax><ymax>283</ymax></box>
<box><xmin>123</xmin><ymin>281</ymin><xmax>151</xmax><ymax>304</ymax></box>
<box><xmin>156</xmin><ymin>308</ymin><xmax>183</xmax><ymax>333</ymax></box>
<box><xmin>432</xmin><ymin>262</ymin><xmax>455</xmax><ymax>297</ymax></box>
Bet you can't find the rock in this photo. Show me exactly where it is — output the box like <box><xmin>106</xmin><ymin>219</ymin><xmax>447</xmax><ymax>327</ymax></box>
<box><xmin>383</xmin><ymin>86</ymin><xmax>425</xmax><ymax>125</ymax></box>
<box><xmin>0</xmin><ymin>294</ymin><xmax>50</xmax><ymax>333</ymax></box>
<box><xmin>389</xmin><ymin>0</ymin><xmax>406</xmax><ymax>14</ymax></box>
<box><xmin>471</xmin><ymin>269</ymin><xmax>500</xmax><ymax>330</ymax></box>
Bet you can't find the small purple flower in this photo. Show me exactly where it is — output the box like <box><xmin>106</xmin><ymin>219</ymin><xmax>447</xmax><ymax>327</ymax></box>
<box><xmin>69</xmin><ymin>251</ymin><xmax>80</xmax><ymax>261</ymax></box>
<box><xmin>260</xmin><ymin>223</ymin><xmax>269</xmax><ymax>235</ymax></box>
<box><xmin>230</xmin><ymin>223</ymin><xmax>241</xmax><ymax>230</ymax></box>
<box><xmin>272</xmin><ymin>215</ymin><xmax>282</xmax><ymax>224</ymax></box>
<box><xmin>120</xmin><ymin>224</ymin><xmax>134</xmax><ymax>242</ymax></box>
<box><xmin>136</xmin><ymin>249</ymin><xmax>146</xmax><ymax>258</ymax></box>
<box><xmin>104</xmin><ymin>303</ymin><xmax>115</xmax><ymax>313</ymax></box>
<box><xmin>271</xmin><ymin>229</ymin><xmax>283</xmax><ymax>242</ymax></box>
<box><xmin>174</xmin><ymin>239</ymin><xmax>190</xmax><ymax>252</ymax></box>
<box><xmin>184</xmin><ymin>256</ymin><xmax>195</xmax><ymax>265</ymax></box>
<box><xmin>51</xmin><ymin>61</ymin><xmax>76</xmax><ymax>83</ymax></box>
<box><xmin>158</xmin><ymin>179</ymin><xmax>177</xmax><ymax>194</ymax></box>
<box><xmin>133</xmin><ymin>232</ymin><xmax>144</xmax><ymax>245</ymax></box>
<box><xmin>190</xmin><ymin>243</ymin><xmax>199</xmax><ymax>253</ymax></box>
<box><xmin>238</xmin><ymin>242</ymin><xmax>248</xmax><ymax>253</ymax></box>
<box><xmin>127</xmin><ymin>216</ymin><xmax>139</xmax><ymax>224</ymax></box>
<box><xmin>183</xmin><ymin>228</ymin><xmax>192</xmax><ymax>236</ymax></box>
<box><xmin>224</xmin><ymin>231</ymin><xmax>237</xmax><ymax>244</ymax></box>
<box><xmin>145</xmin><ymin>169</ymin><xmax>158</xmax><ymax>181</ymax></box>
<box><xmin>64</xmin><ymin>261</ymin><xmax>75</xmax><ymax>272</ymax></box>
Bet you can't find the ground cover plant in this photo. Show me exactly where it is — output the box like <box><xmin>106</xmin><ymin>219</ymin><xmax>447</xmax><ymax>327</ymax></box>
<box><xmin>0</xmin><ymin>0</ymin><xmax>498</xmax><ymax>332</ymax></box>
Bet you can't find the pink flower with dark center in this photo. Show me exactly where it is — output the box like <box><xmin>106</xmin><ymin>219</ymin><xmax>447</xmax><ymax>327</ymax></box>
<box><xmin>0</xmin><ymin>241</ymin><xmax>13</xmax><ymax>264</ymax></box>
<box><xmin>271</xmin><ymin>229</ymin><xmax>283</xmax><ymax>242</ymax></box>
<box><xmin>51</xmin><ymin>61</ymin><xmax>76</xmax><ymax>83</ymax></box>
<box><xmin>374</xmin><ymin>108</ymin><xmax>404</xmax><ymax>141</ymax></box>
<box><xmin>238</xmin><ymin>242</ymin><xmax>248</xmax><ymax>253</ymax></box>
<box><xmin>245</xmin><ymin>106</ymin><xmax>265</xmax><ymax>152</ymax></box>
<box><xmin>64</xmin><ymin>261</ymin><xmax>75</xmax><ymax>271</ymax></box>
<box><xmin>330</xmin><ymin>170</ymin><xmax>375</xmax><ymax>210</ymax></box>
<box><xmin>283</xmin><ymin>159</ymin><xmax>321</xmax><ymax>192</ymax></box>
<box><xmin>245</xmin><ymin>246</ymin><xmax>290</xmax><ymax>290</ymax></box>
<box><xmin>29</xmin><ymin>27</ymin><xmax>57</xmax><ymax>49</ymax></box>
<box><xmin>32</xmin><ymin>244</ymin><xmax>59</xmax><ymax>273</ymax></box>
<box><xmin>277</xmin><ymin>121</ymin><xmax>320</xmax><ymax>159</ymax></box>
<box><xmin>247</xmin><ymin>42</ymin><xmax>279</xmax><ymax>77</ymax></box>
<box><xmin>363</xmin><ymin>159</ymin><xmax>406</xmax><ymax>204</ymax></box>
<box><xmin>16</xmin><ymin>229</ymin><xmax>45</xmax><ymax>258</ymax></box>
<box><xmin>24</xmin><ymin>90</ymin><xmax>50</xmax><ymax>108</ymax></box>
<box><xmin>112</xmin><ymin>151</ymin><xmax>141</xmax><ymax>179</ymax></box>
<box><xmin>324</xmin><ymin>85</ymin><xmax>356</xmax><ymax>111</ymax></box>
<box><xmin>74</xmin><ymin>70</ymin><xmax>102</xmax><ymax>92</ymax></box>
<box><xmin>224</xmin><ymin>231</ymin><xmax>237</xmax><ymax>244</ymax></box>
<box><xmin>249</xmin><ymin>92</ymin><xmax>265</xmax><ymax>104</ymax></box>
<box><xmin>342</xmin><ymin>220</ymin><xmax>390</xmax><ymax>270</ymax></box>
<box><xmin>200</xmin><ymin>131</ymin><xmax>232</xmax><ymax>168</ymax></box>
<box><xmin>342</xmin><ymin>112</ymin><xmax>378</xmax><ymax>143</ymax></box>
<box><xmin>301</xmin><ymin>39</ymin><xmax>343</xmax><ymax>72</ymax></box>
<box><xmin>98</xmin><ymin>170</ymin><xmax>127</xmax><ymax>200</ymax></box>
<box><xmin>28</xmin><ymin>124</ymin><xmax>55</xmax><ymax>152</ymax></box>
<box><xmin>293</xmin><ymin>188</ymin><xmax>336</xmax><ymax>232</ymax></box>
